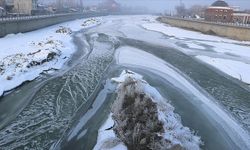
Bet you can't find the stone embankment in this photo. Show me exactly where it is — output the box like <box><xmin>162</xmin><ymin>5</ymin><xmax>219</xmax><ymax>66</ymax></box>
<box><xmin>158</xmin><ymin>16</ymin><xmax>250</xmax><ymax>41</ymax></box>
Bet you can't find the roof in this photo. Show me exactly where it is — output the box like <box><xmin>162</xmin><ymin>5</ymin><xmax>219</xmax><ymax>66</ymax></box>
<box><xmin>233</xmin><ymin>13</ymin><xmax>250</xmax><ymax>17</ymax></box>
<box><xmin>207</xmin><ymin>6</ymin><xmax>232</xmax><ymax>10</ymax></box>
<box><xmin>211</xmin><ymin>0</ymin><xmax>229</xmax><ymax>7</ymax></box>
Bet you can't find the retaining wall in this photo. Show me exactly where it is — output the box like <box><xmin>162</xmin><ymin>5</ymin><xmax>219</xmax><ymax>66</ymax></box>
<box><xmin>159</xmin><ymin>16</ymin><xmax>250</xmax><ymax>41</ymax></box>
<box><xmin>0</xmin><ymin>13</ymin><xmax>105</xmax><ymax>37</ymax></box>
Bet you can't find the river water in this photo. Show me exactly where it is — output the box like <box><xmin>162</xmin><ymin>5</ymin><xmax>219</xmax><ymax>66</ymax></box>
<box><xmin>0</xmin><ymin>15</ymin><xmax>249</xmax><ymax>150</ymax></box>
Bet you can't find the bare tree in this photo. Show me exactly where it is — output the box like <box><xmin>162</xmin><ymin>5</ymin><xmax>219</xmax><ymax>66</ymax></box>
<box><xmin>175</xmin><ymin>3</ymin><xmax>187</xmax><ymax>17</ymax></box>
<box><xmin>56</xmin><ymin>0</ymin><xmax>63</xmax><ymax>9</ymax></box>
<box><xmin>188</xmin><ymin>5</ymin><xmax>207</xmax><ymax>18</ymax></box>
<box><xmin>0</xmin><ymin>0</ymin><xmax>5</xmax><ymax>7</ymax></box>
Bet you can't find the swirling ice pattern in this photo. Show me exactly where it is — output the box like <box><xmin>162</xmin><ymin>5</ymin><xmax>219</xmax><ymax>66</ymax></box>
<box><xmin>0</xmin><ymin>33</ymin><xmax>117</xmax><ymax>150</ymax></box>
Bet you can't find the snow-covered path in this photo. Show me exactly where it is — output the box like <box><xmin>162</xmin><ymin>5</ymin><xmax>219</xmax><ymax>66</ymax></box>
<box><xmin>0</xmin><ymin>15</ymin><xmax>250</xmax><ymax>150</ymax></box>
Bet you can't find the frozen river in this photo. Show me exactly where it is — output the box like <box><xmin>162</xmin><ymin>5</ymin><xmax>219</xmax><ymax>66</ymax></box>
<box><xmin>0</xmin><ymin>15</ymin><xmax>250</xmax><ymax>150</ymax></box>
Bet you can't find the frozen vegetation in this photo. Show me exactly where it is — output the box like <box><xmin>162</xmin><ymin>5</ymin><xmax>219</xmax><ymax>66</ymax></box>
<box><xmin>0</xmin><ymin>18</ymin><xmax>101</xmax><ymax>96</ymax></box>
<box><xmin>95</xmin><ymin>70</ymin><xmax>202</xmax><ymax>150</ymax></box>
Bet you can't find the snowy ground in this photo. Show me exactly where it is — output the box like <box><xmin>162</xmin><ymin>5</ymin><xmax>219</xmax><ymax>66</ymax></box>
<box><xmin>93</xmin><ymin>114</ymin><xmax>127</xmax><ymax>150</ymax></box>
<box><xmin>141</xmin><ymin>17</ymin><xmax>250</xmax><ymax>85</ymax></box>
<box><xmin>0</xmin><ymin>17</ymin><xmax>101</xmax><ymax>96</ymax></box>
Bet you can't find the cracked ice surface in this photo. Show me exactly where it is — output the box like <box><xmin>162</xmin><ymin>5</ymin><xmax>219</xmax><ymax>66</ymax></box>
<box><xmin>0</xmin><ymin>32</ymin><xmax>116</xmax><ymax>149</ymax></box>
<box><xmin>0</xmin><ymin>17</ymin><xmax>101</xmax><ymax>96</ymax></box>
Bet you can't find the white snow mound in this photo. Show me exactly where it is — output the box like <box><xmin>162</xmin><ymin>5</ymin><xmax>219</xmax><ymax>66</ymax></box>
<box><xmin>94</xmin><ymin>70</ymin><xmax>202</xmax><ymax>150</ymax></box>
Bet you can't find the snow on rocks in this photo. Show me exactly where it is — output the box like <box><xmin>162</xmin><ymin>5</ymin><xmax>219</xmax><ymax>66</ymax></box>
<box><xmin>0</xmin><ymin>17</ymin><xmax>102</xmax><ymax>96</ymax></box>
<box><xmin>82</xmin><ymin>18</ymin><xmax>101</xmax><ymax>27</ymax></box>
<box><xmin>56</xmin><ymin>26</ymin><xmax>72</xmax><ymax>35</ymax></box>
<box><xmin>93</xmin><ymin>114</ymin><xmax>127</xmax><ymax>150</ymax></box>
<box><xmin>0</xmin><ymin>38</ymin><xmax>63</xmax><ymax>96</ymax></box>
<box><xmin>95</xmin><ymin>70</ymin><xmax>202</xmax><ymax>150</ymax></box>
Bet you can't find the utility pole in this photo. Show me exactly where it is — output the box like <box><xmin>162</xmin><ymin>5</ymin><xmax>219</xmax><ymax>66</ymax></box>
<box><xmin>80</xmin><ymin>0</ymin><xmax>83</xmax><ymax>9</ymax></box>
<box><xmin>17</xmin><ymin>2</ymin><xmax>20</xmax><ymax>17</ymax></box>
<box><xmin>57</xmin><ymin>0</ymin><xmax>63</xmax><ymax>10</ymax></box>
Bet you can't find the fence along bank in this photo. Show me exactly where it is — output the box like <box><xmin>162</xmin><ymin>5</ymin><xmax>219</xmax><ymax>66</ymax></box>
<box><xmin>0</xmin><ymin>13</ymin><xmax>106</xmax><ymax>37</ymax></box>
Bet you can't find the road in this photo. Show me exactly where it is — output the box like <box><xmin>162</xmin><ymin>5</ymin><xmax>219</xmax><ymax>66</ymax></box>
<box><xmin>0</xmin><ymin>15</ymin><xmax>249</xmax><ymax>150</ymax></box>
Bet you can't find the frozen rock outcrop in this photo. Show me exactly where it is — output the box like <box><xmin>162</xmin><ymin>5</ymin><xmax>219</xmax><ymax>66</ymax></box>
<box><xmin>111</xmin><ymin>70</ymin><xmax>202</xmax><ymax>150</ymax></box>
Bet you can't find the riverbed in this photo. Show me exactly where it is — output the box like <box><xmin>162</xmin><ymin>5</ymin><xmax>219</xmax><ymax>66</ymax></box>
<box><xmin>0</xmin><ymin>15</ymin><xmax>250</xmax><ymax>150</ymax></box>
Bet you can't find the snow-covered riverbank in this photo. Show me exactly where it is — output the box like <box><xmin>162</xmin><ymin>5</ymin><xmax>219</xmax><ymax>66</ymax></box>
<box><xmin>142</xmin><ymin>17</ymin><xmax>250</xmax><ymax>85</ymax></box>
<box><xmin>0</xmin><ymin>17</ymin><xmax>101</xmax><ymax>96</ymax></box>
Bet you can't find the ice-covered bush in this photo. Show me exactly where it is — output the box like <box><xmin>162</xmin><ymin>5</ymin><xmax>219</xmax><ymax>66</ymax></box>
<box><xmin>111</xmin><ymin>70</ymin><xmax>202</xmax><ymax>150</ymax></box>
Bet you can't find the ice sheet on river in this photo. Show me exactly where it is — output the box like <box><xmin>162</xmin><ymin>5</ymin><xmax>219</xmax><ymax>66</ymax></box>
<box><xmin>1</xmin><ymin>15</ymin><xmax>250</xmax><ymax>150</ymax></box>
<box><xmin>141</xmin><ymin>17</ymin><xmax>250</xmax><ymax>85</ymax></box>
<box><xmin>0</xmin><ymin>28</ymin><xmax>115</xmax><ymax>150</ymax></box>
<box><xmin>142</xmin><ymin>21</ymin><xmax>250</xmax><ymax>44</ymax></box>
<box><xmin>115</xmin><ymin>46</ymin><xmax>250</xmax><ymax>149</ymax></box>
<box><xmin>197</xmin><ymin>56</ymin><xmax>250</xmax><ymax>84</ymax></box>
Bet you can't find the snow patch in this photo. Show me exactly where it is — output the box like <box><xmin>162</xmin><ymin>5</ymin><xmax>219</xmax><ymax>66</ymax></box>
<box><xmin>93</xmin><ymin>114</ymin><xmax>127</xmax><ymax>150</ymax></box>
<box><xmin>142</xmin><ymin>19</ymin><xmax>250</xmax><ymax>59</ymax></box>
<box><xmin>0</xmin><ymin>17</ymin><xmax>101</xmax><ymax>96</ymax></box>
<box><xmin>186</xmin><ymin>42</ymin><xmax>205</xmax><ymax>49</ymax></box>
<box><xmin>82</xmin><ymin>18</ymin><xmax>101</xmax><ymax>27</ymax></box>
<box><xmin>142</xmin><ymin>22</ymin><xmax>247</xmax><ymax>43</ymax></box>
<box><xmin>197</xmin><ymin>56</ymin><xmax>250</xmax><ymax>84</ymax></box>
